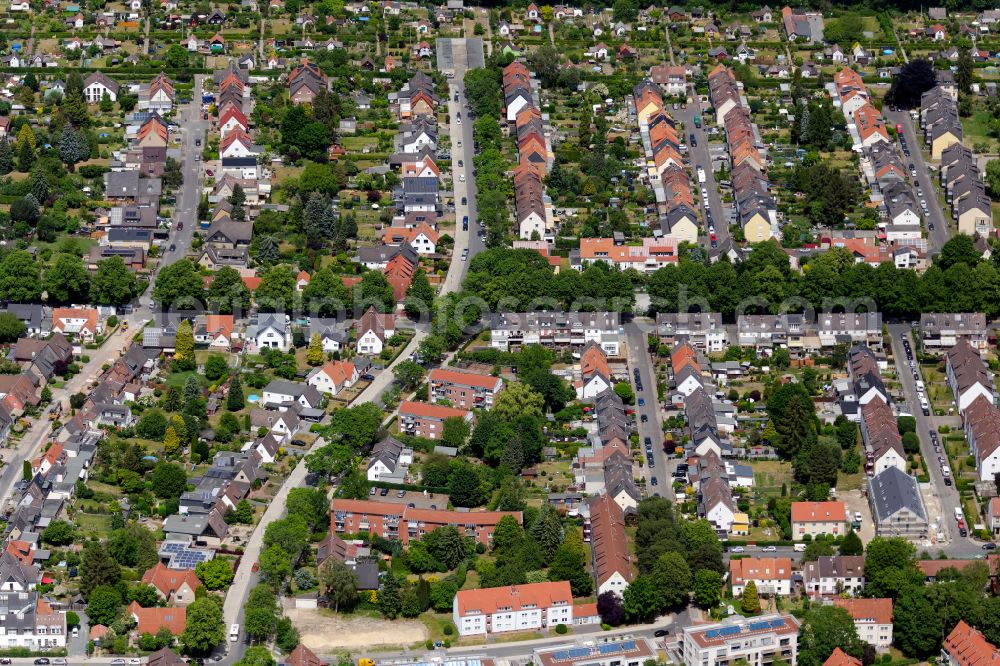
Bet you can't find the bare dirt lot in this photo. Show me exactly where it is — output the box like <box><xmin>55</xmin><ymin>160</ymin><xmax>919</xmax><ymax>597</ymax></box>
<box><xmin>285</xmin><ymin>607</ymin><xmax>428</xmax><ymax>651</ymax></box>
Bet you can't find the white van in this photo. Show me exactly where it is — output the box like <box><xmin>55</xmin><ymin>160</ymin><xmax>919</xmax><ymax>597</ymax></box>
<box><xmin>230</xmin><ymin>624</ymin><xmax>240</xmax><ymax>642</ymax></box>
<box><xmin>793</xmin><ymin>543</ymin><xmax>806</xmax><ymax>552</ymax></box>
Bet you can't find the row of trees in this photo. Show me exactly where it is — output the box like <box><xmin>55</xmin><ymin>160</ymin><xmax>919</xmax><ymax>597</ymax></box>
<box><xmin>0</xmin><ymin>248</ymin><xmax>141</xmax><ymax>305</ymax></box>
<box><xmin>648</xmin><ymin>236</ymin><xmax>1000</xmax><ymax>317</ymax></box>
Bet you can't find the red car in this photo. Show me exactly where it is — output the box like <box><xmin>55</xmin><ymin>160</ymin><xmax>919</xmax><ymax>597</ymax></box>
<box><xmin>251</xmin><ymin>562</ymin><xmax>259</xmax><ymax>572</ymax></box>
<box><xmin>895</xmin><ymin>124</ymin><xmax>903</xmax><ymax>133</ymax></box>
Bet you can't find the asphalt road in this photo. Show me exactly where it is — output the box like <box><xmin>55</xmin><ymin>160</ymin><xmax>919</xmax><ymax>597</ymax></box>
<box><xmin>673</xmin><ymin>94</ymin><xmax>729</xmax><ymax>257</ymax></box>
<box><xmin>884</xmin><ymin>109</ymin><xmax>950</xmax><ymax>255</ymax></box>
<box><xmin>624</xmin><ymin>320</ymin><xmax>673</xmax><ymax>498</ymax></box>
<box><xmin>886</xmin><ymin>324</ymin><xmax>981</xmax><ymax>554</ymax></box>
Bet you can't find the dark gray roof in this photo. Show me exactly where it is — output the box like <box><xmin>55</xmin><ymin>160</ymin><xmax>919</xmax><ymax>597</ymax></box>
<box><xmin>868</xmin><ymin>466</ymin><xmax>927</xmax><ymax>522</ymax></box>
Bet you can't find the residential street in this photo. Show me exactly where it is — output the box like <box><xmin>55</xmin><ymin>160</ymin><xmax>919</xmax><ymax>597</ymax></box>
<box><xmin>674</xmin><ymin>95</ymin><xmax>729</xmax><ymax>257</ymax></box>
<box><xmin>884</xmin><ymin>109</ymin><xmax>950</xmax><ymax>255</ymax></box>
<box><xmin>625</xmin><ymin>320</ymin><xmax>674</xmax><ymax>498</ymax></box>
<box><xmin>220</xmin><ymin>41</ymin><xmax>488</xmax><ymax>657</ymax></box>
<box><xmin>887</xmin><ymin>323</ymin><xmax>980</xmax><ymax>555</ymax></box>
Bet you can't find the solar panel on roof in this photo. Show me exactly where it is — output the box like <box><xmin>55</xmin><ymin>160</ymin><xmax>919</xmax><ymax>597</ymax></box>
<box><xmin>622</xmin><ymin>641</ymin><xmax>636</xmax><ymax>651</ymax></box>
<box><xmin>720</xmin><ymin>626</ymin><xmax>742</xmax><ymax>636</ymax></box>
<box><xmin>706</xmin><ymin>630</ymin><xmax>720</xmax><ymax>639</ymax></box>
<box><xmin>770</xmin><ymin>619</ymin><xmax>786</xmax><ymax>628</ymax></box>
<box><xmin>747</xmin><ymin>621</ymin><xmax>770</xmax><ymax>632</ymax></box>
<box><xmin>598</xmin><ymin>644</ymin><xmax>620</xmax><ymax>655</ymax></box>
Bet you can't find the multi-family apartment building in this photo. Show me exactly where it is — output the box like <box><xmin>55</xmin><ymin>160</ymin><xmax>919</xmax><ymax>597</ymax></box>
<box><xmin>428</xmin><ymin>368</ymin><xmax>504</xmax><ymax>409</ymax></box>
<box><xmin>833</xmin><ymin>598</ymin><xmax>893</xmax><ymax>649</ymax></box>
<box><xmin>397</xmin><ymin>401</ymin><xmax>473</xmax><ymax>440</ymax></box>
<box><xmin>330</xmin><ymin>499</ymin><xmax>519</xmax><ymax>546</ymax></box>
<box><xmin>453</xmin><ymin>581</ymin><xmax>573</xmax><ymax>636</ymax></box>
<box><xmin>801</xmin><ymin>555</ymin><xmax>865</xmax><ymax>597</ymax></box>
<box><xmin>947</xmin><ymin>339</ymin><xmax>994</xmax><ymax>413</ymax></box>
<box><xmin>942</xmin><ymin>621</ymin><xmax>1000</xmax><ymax>666</ymax></box>
<box><xmin>867</xmin><ymin>466</ymin><xmax>929</xmax><ymax>539</ymax></box>
<box><xmin>729</xmin><ymin>557</ymin><xmax>793</xmax><ymax>597</ymax></box>
<box><xmin>791</xmin><ymin>501</ymin><xmax>848</xmax><ymax>538</ymax></box>
<box><xmin>920</xmin><ymin>313</ymin><xmax>988</xmax><ymax>350</ymax></box>
<box><xmin>656</xmin><ymin>312</ymin><xmax>728</xmax><ymax>352</ymax></box>
<box><xmin>681</xmin><ymin>614</ymin><xmax>800</xmax><ymax>666</ymax></box>
<box><xmin>489</xmin><ymin>312</ymin><xmax>622</xmax><ymax>355</ymax></box>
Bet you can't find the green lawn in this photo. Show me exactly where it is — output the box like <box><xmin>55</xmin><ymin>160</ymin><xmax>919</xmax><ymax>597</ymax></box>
<box><xmin>75</xmin><ymin>513</ymin><xmax>113</xmax><ymax>538</ymax></box>
<box><xmin>165</xmin><ymin>370</ymin><xmax>208</xmax><ymax>388</ymax></box>
<box><xmin>961</xmin><ymin>107</ymin><xmax>997</xmax><ymax>151</ymax></box>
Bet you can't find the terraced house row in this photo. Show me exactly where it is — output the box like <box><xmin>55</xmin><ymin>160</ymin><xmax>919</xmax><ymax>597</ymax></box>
<box><xmin>632</xmin><ymin>78</ymin><xmax>698</xmax><ymax>244</ymax></box>
<box><xmin>503</xmin><ymin>61</ymin><xmax>554</xmax><ymax>240</ymax></box>
<box><xmin>708</xmin><ymin>64</ymin><xmax>775</xmax><ymax>243</ymax></box>
<box><xmin>940</xmin><ymin>142</ymin><xmax>993</xmax><ymax>237</ymax></box>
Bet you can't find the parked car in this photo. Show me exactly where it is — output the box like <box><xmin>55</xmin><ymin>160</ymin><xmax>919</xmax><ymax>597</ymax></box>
<box><xmin>730</xmin><ymin>546</ymin><xmax>745</xmax><ymax>553</ymax></box>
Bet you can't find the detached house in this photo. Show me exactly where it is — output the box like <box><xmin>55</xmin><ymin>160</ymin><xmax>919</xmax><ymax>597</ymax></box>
<box><xmin>356</xmin><ymin>307</ymin><xmax>395</xmax><ymax>355</ymax></box>
<box><xmin>306</xmin><ymin>360</ymin><xmax>358</xmax><ymax>396</ymax></box>
<box><xmin>51</xmin><ymin>308</ymin><xmax>101</xmax><ymax>342</ymax></box>
<box><xmin>83</xmin><ymin>72</ymin><xmax>119</xmax><ymax>103</ymax></box>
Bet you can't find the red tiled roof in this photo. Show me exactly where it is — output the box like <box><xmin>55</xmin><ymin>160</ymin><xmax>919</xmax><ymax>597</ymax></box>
<box><xmin>833</xmin><ymin>597</ymin><xmax>893</xmax><ymax>625</ymax></box>
<box><xmin>790</xmin><ymin>501</ymin><xmax>847</xmax><ymax>523</ymax></box>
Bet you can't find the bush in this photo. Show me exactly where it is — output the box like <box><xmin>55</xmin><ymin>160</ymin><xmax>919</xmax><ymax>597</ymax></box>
<box><xmin>555</xmin><ymin>623</ymin><xmax>567</xmax><ymax>634</ymax></box>
<box><xmin>442</xmin><ymin>624</ymin><xmax>453</xmax><ymax>636</ymax></box>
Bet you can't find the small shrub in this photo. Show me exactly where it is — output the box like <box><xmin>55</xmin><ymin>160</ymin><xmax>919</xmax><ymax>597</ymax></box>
<box><xmin>443</xmin><ymin>624</ymin><xmax>453</xmax><ymax>636</ymax></box>
<box><xmin>555</xmin><ymin>623</ymin><xmax>567</xmax><ymax>634</ymax></box>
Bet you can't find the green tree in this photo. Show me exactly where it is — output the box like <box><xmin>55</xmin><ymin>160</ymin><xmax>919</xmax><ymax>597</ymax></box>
<box><xmin>263</xmin><ymin>515</ymin><xmax>310</xmax><ymax>560</ymax></box>
<box><xmin>530</xmin><ymin>505</ymin><xmax>564</xmax><ymax>564</ymax></box>
<box><xmin>318</xmin><ymin>558</ymin><xmax>359</xmax><ymax>612</ymax></box>
<box><xmin>207</xmin><ymin>265</ymin><xmax>251</xmax><ymax>314</ymax></box>
<box><xmin>41</xmin><ymin>520</ymin><xmax>75</xmax><ymax>546</ymax></box>
<box><xmin>864</xmin><ymin>537</ymin><xmax>923</xmax><ymax>597</ymax></box>
<box><xmin>80</xmin><ymin>543</ymin><xmax>122</xmax><ymax>598</ymax></box>
<box><xmin>306</xmin><ymin>333</ymin><xmax>324</xmax><ymax>365</ymax></box>
<box><xmin>255</xmin><ymin>265</ymin><xmax>296</xmax><ymax>312</ymax></box>
<box><xmin>613</xmin><ymin>381</ymin><xmax>635</xmax><ymax>404</ymax></box>
<box><xmin>840</xmin><ymin>531</ymin><xmax>864</xmax><ymax>556</ymax></box>
<box><xmin>442</xmin><ymin>416</ymin><xmax>471</xmax><ymax>449</ymax></box>
<box><xmin>151</xmin><ymin>462</ymin><xmax>187</xmax><ymax>499</ymax></box>
<box><xmin>196</xmin><ymin>559</ymin><xmax>235</xmax><ymax>590</ymax></box>
<box><xmin>693</xmin><ymin>569</ymin><xmax>723</xmax><ymax>609</ymax></box>
<box><xmin>378</xmin><ymin>573</ymin><xmax>403</xmax><ymax>619</ymax></box>
<box><xmin>0</xmin><ymin>312</ymin><xmax>25</xmax><ymax>342</ymax></box>
<box><xmin>285</xmin><ymin>487</ymin><xmax>330</xmax><ymax>533</ymax></box>
<box><xmin>227</xmin><ymin>374</ymin><xmax>245</xmax><ymax>411</ymax></box>
<box><xmin>447</xmin><ymin>461</ymin><xmax>485</xmax><ymax>507</ymax></box>
<box><xmin>153</xmin><ymin>259</ymin><xmax>204</xmax><ymax>307</ymax></box>
<box><xmin>163</xmin><ymin>426</ymin><xmax>180</xmax><ymax>456</ymax></box>
<box><xmin>165</xmin><ymin>44</ymin><xmax>190</xmax><ymax>68</ymax></box>
<box><xmin>91</xmin><ymin>256</ymin><xmax>140</xmax><ymax>305</ymax></box>
<box><xmin>258</xmin><ymin>544</ymin><xmax>293</xmax><ymax>587</ymax></box>
<box><xmin>957</xmin><ymin>47</ymin><xmax>974</xmax><ymax>95</ymax></box>
<box><xmin>404</xmin><ymin>268</ymin><xmax>435</xmax><ymax>319</ymax></box>
<box><xmin>798</xmin><ymin>606</ymin><xmax>864</xmax><ymax>666</ymax></box>
<box><xmin>0</xmin><ymin>250</ymin><xmax>42</xmax><ymax>303</ymax></box>
<box><xmin>205</xmin><ymin>354</ymin><xmax>230</xmax><ymax>381</ymax></box>
<box><xmin>651</xmin><ymin>551</ymin><xmax>692</xmax><ymax>611</ymax></box>
<box><xmin>424</xmin><ymin>526</ymin><xmax>469</xmax><ymax>570</ymax></box>
<box><xmin>108</xmin><ymin>524</ymin><xmax>159</xmax><ymax>570</ymax></box>
<box><xmin>174</xmin><ymin>319</ymin><xmax>195</xmax><ymax>366</ymax></box>
<box><xmin>182</xmin><ymin>597</ymin><xmax>226</xmax><ymax>654</ymax></box>
<box><xmin>392</xmin><ymin>360</ymin><xmax>424</xmax><ymax>389</ymax></box>
<box><xmin>0</xmin><ymin>140</ymin><xmax>12</xmax><ymax>175</ymax></box>
<box><xmin>492</xmin><ymin>382</ymin><xmax>545</xmax><ymax>420</ymax></box>
<box><xmin>741</xmin><ymin>580</ymin><xmax>761</xmax><ymax>614</ymax></box>
<box><xmin>548</xmin><ymin>529</ymin><xmax>592</xmax><ymax>596</ymax></box>
<box><xmin>86</xmin><ymin>585</ymin><xmax>123</xmax><ymax>626</ymax></box>
<box><xmin>355</xmin><ymin>270</ymin><xmax>395</xmax><ymax>312</ymax></box>
<box><xmin>59</xmin><ymin>125</ymin><xmax>89</xmax><ymax>170</ymax></box>
<box><xmin>622</xmin><ymin>575</ymin><xmax>658</xmax><ymax>622</ymax></box>
<box><xmin>302</xmin><ymin>267</ymin><xmax>350</xmax><ymax>316</ymax></box>
<box><xmin>136</xmin><ymin>408</ymin><xmax>169</xmax><ymax>439</ymax></box>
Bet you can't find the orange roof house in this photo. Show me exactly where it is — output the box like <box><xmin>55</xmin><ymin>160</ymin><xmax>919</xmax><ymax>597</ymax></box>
<box><xmin>141</xmin><ymin>563</ymin><xmax>203</xmax><ymax>606</ymax></box>
<box><xmin>127</xmin><ymin>602</ymin><xmax>187</xmax><ymax>635</ymax></box>
<box><xmin>942</xmin><ymin>621</ymin><xmax>1000</xmax><ymax>666</ymax></box>
<box><xmin>824</xmin><ymin>648</ymin><xmax>862</xmax><ymax>666</ymax></box>
<box><xmin>384</xmin><ymin>254</ymin><xmax>415</xmax><ymax>301</ymax></box>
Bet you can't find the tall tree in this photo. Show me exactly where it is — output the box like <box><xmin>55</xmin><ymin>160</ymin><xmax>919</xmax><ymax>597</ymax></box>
<box><xmin>255</xmin><ymin>265</ymin><xmax>296</xmax><ymax>313</ymax></box>
<box><xmin>174</xmin><ymin>320</ymin><xmax>195</xmax><ymax>366</ymax></box>
<box><xmin>957</xmin><ymin>47</ymin><xmax>974</xmax><ymax>95</ymax></box>
<box><xmin>302</xmin><ymin>267</ymin><xmax>350</xmax><ymax>317</ymax></box>
<box><xmin>62</xmin><ymin>71</ymin><xmax>89</xmax><ymax>125</ymax></box>
<box><xmin>153</xmin><ymin>259</ymin><xmax>204</xmax><ymax>307</ymax></box>
<box><xmin>0</xmin><ymin>250</ymin><xmax>41</xmax><ymax>302</ymax></box>
<box><xmin>302</xmin><ymin>192</ymin><xmax>337</xmax><ymax>249</ymax></box>
<box><xmin>741</xmin><ymin>580</ymin><xmax>761</xmax><ymax>614</ymax></box>
<box><xmin>404</xmin><ymin>268</ymin><xmax>435</xmax><ymax>319</ymax></box>
<box><xmin>888</xmin><ymin>59</ymin><xmax>937</xmax><ymax>109</ymax></box>
<box><xmin>318</xmin><ymin>559</ymin><xmax>358</xmax><ymax>612</ymax></box>
<box><xmin>207</xmin><ymin>265</ymin><xmax>251</xmax><ymax>314</ymax></box>
<box><xmin>91</xmin><ymin>256</ymin><xmax>140</xmax><ymax>305</ymax></box>
<box><xmin>798</xmin><ymin>606</ymin><xmax>864</xmax><ymax>666</ymax></box>
<box><xmin>43</xmin><ymin>254</ymin><xmax>90</xmax><ymax>304</ymax></box>
<box><xmin>182</xmin><ymin>597</ymin><xmax>226</xmax><ymax>654</ymax></box>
